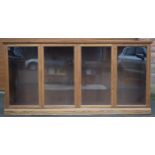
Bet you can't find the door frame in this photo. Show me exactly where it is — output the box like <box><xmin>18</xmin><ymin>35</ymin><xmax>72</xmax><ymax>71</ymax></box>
<box><xmin>79</xmin><ymin>44</ymin><xmax>114</xmax><ymax>108</ymax></box>
<box><xmin>115</xmin><ymin>44</ymin><xmax>151</xmax><ymax>107</ymax></box>
<box><xmin>40</xmin><ymin>44</ymin><xmax>78</xmax><ymax>109</ymax></box>
<box><xmin>5</xmin><ymin>44</ymin><xmax>41</xmax><ymax>109</ymax></box>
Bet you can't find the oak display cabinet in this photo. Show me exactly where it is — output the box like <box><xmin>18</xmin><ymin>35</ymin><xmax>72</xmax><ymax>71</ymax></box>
<box><xmin>0</xmin><ymin>39</ymin><xmax>152</xmax><ymax>115</ymax></box>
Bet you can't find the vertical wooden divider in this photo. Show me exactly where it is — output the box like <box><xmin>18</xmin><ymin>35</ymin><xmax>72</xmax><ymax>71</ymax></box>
<box><xmin>3</xmin><ymin>45</ymin><xmax>10</xmax><ymax>108</ymax></box>
<box><xmin>111</xmin><ymin>45</ymin><xmax>117</xmax><ymax>107</ymax></box>
<box><xmin>146</xmin><ymin>44</ymin><xmax>151</xmax><ymax>107</ymax></box>
<box><xmin>74</xmin><ymin>45</ymin><xmax>81</xmax><ymax>108</ymax></box>
<box><xmin>38</xmin><ymin>45</ymin><xmax>45</xmax><ymax>108</ymax></box>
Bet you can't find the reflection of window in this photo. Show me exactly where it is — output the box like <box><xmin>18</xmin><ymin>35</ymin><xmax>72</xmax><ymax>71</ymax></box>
<box><xmin>125</xmin><ymin>47</ymin><xmax>136</xmax><ymax>56</ymax></box>
<box><xmin>82</xmin><ymin>47</ymin><xmax>106</xmax><ymax>61</ymax></box>
<box><xmin>124</xmin><ymin>47</ymin><xmax>146</xmax><ymax>56</ymax></box>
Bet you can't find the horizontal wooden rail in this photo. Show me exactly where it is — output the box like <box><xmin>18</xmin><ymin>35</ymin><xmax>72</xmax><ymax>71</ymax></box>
<box><xmin>4</xmin><ymin>108</ymin><xmax>151</xmax><ymax>115</ymax></box>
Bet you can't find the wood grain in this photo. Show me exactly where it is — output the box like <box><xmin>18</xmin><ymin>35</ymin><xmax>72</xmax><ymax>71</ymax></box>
<box><xmin>0</xmin><ymin>45</ymin><xmax>6</xmax><ymax>90</ymax></box>
<box><xmin>146</xmin><ymin>45</ymin><xmax>151</xmax><ymax>107</ymax></box>
<box><xmin>74</xmin><ymin>45</ymin><xmax>81</xmax><ymax>108</ymax></box>
<box><xmin>111</xmin><ymin>45</ymin><xmax>117</xmax><ymax>107</ymax></box>
<box><xmin>38</xmin><ymin>46</ymin><xmax>44</xmax><ymax>108</ymax></box>
<box><xmin>4</xmin><ymin>108</ymin><xmax>151</xmax><ymax>115</ymax></box>
<box><xmin>0</xmin><ymin>38</ymin><xmax>152</xmax><ymax>44</ymax></box>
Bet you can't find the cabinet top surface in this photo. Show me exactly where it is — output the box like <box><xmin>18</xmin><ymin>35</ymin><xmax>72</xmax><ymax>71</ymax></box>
<box><xmin>0</xmin><ymin>38</ymin><xmax>152</xmax><ymax>44</ymax></box>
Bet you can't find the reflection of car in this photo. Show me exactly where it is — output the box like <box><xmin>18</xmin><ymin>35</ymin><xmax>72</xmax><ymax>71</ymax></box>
<box><xmin>25</xmin><ymin>59</ymin><xmax>38</xmax><ymax>70</ymax></box>
<box><xmin>118</xmin><ymin>47</ymin><xmax>146</xmax><ymax>74</ymax></box>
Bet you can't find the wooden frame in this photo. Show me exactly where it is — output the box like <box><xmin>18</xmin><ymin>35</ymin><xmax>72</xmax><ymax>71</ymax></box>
<box><xmin>0</xmin><ymin>39</ymin><xmax>152</xmax><ymax>115</ymax></box>
<box><xmin>74</xmin><ymin>45</ymin><xmax>81</xmax><ymax>108</ymax></box>
<box><xmin>111</xmin><ymin>45</ymin><xmax>117</xmax><ymax>108</ymax></box>
<box><xmin>6</xmin><ymin>44</ymin><xmax>41</xmax><ymax>108</ymax></box>
<box><xmin>41</xmin><ymin>44</ymin><xmax>76</xmax><ymax>108</ymax></box>
<box><xmin>115</xmin><ymin>44</ymin><xmax>150</xmax><ymax>107</ymax></box>
<box><xmin>146</xmin><ymin>44</ymin><xmax>151</xmax><ymax>107</ymax></box>
<box><xmin>80</xmin><ymin>44</ymin><xmax>113</xmax><ymax>107</ymax></box>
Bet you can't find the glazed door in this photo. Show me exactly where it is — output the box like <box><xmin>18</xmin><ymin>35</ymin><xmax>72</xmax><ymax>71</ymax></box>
<box><xmin>43</xmin><ymin>46</ymin><xmax>75</xmax><ymax>107</ymax></box>
<box><xmin>81</xmin><ymin>46</ymin><xmax>112</xmax><ymax>106</ymax></box>
<box><xmin>8</xmin><ymin>46</ymin><xmax>40</xmax><ymax>106</ymax></box>
<box><xmin>117</xmin><ymin>46</ymin><xmax>147</xmax><ymax>105</ymax></box>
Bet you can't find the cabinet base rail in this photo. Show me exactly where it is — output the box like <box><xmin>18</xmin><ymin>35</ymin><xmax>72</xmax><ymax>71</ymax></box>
<box><xmin>4</xmin><ymin>108</ymin><xmax>151</xmax><ymax>116</ymax></box>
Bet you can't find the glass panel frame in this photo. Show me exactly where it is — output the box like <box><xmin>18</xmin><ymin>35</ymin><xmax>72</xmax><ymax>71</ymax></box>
<box><xmin>41</xmin><ymin>45</ymin><xmax>76</xmax><ymax>108</ymax></box>
<box><xmin>6</xmin><ymin>43</ymin><xmax>150</xmax><ymax>109</ymax></box>
<box><xmin>80</xmin><ymin>44</ymin><xmax>113</xmax><ymax>107</ymax></box>
<box><xmin>7</xmin><ymin>45</ymin><xmax>41</xmax><ymax>107</ymax></box>
<box><xmin>116</xmin><ymin>45</ymin><xmax>148</xmax><ymax>107</ymax></box>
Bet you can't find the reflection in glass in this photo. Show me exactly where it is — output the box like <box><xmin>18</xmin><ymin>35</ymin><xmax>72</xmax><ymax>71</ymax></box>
<box><xmin>9</xmin><ymin>47</ymin><xmax>38</xmax><ymax>105</ymax></box>
<box><xmin>82</xmin><ymin>47</ymin><xmax>111</xmax><ymax>105</ymax></box>
<box><xmin>44</xmin><ymin>47</ymin><xmax>74</xmax><ymax>105</ymax></box>
<box><xmin>117</xmin><ymin>46</ymin><xmax>146</xmax><ymax>105</ymax></box>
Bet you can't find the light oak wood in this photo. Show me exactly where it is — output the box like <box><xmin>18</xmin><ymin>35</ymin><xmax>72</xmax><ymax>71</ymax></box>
<box><xmin>0</xmin><ymin>38</ymin><xmax>152</xmax><ymax>44</ymax></box>
<box><xmin>114</xmin><ymin>44</ymin><xmax>150</xmax><ymax>47</ymax></box>
<box><xmin>7</xmin><ymin>44</ymin><xmax>41</xmax><ymax>47</ymax></box>
<box><xmin>0</xmin><ymin>44</ymin><xmax>7</xmax><ymax>109</ymax></box>
<box><xmin>42</xmin><ymin>44</ymin><xmax>76</xmax><ymax>47</ymax></box>
<box><xmin>0</xmin><ymin>44</ymin><xmax>6</xmax><ymax>90</ymax></box>
<box><xmin>38</xmin><ymin>46</ymin><xmax>44</xmax><ymax>108</ymax></box>
<box><xmin>74</xmin><ymin>45</ymin><xmax>81</xmax><ymax>108</ymax></box>
<box><xmin>80</xmin><ymin>44</ymin><xmax>112</xmax><ymax>47</ymax></box>
<box><xmin>5</xmin><ymin>46</ymin><xmax>10</xmax><ymax>108</ymax></box>
<box><xmin>4</xmin><ymin>108</ymin><xmax>151</xmax><ymax>115</ymax></box>
<box><xmin>146</xmin><ymin>45</ymin><xmax>151</xmax><ymax>107</ymax></box>
<box><xmin>111</xmin><ymin>45</ymin><xmax>117</xmax><ymax>107</ymax></box>
<box><xmin>41</xmin><ymin>46</ymin><xmax>45</xmax><ymax>108</ymax></box>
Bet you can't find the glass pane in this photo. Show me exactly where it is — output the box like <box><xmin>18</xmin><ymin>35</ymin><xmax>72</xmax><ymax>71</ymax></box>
<box><xmin>9</xmin><ymin>47</ymin><xmax>38</xmax><ymax>105</ymax></box>
<box><xmin>82</xmin><ymin>47</ymin><xmax>111</xmax><ymax>105</ymax></box>
<box><xmin>44</xmin><ymin>47</ymin><xmax>74</xmax><ymax>105</ymax></box>
<box><xmin>117</xmin><ymin>46</ymin><xmax>146</xmax><ymax>105</ymax></box>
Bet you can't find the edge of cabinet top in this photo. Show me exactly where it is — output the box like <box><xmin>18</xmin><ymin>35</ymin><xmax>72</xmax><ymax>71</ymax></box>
<box><xmin>0</xmin><ymin>38</ymin><xmax>152</xmax><ymax>44</ymax></box>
